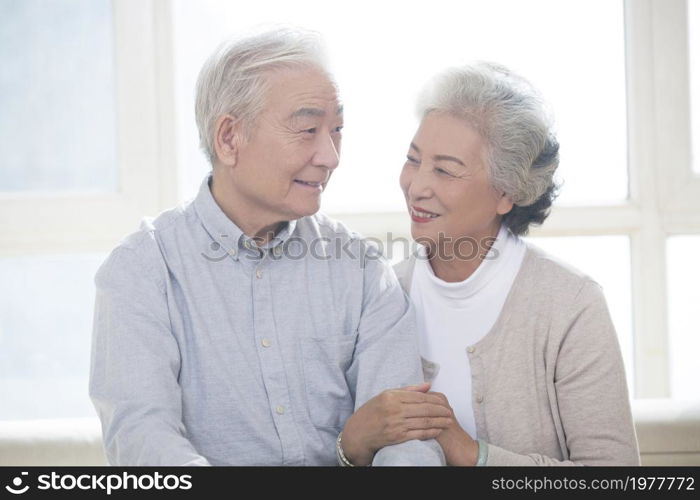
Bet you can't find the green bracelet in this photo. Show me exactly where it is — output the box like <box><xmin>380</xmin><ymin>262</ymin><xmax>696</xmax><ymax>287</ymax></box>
<box><xmin>476</xmin><ymin>439</ymin><xmax>489</xmax><ymax>466</ymax></box>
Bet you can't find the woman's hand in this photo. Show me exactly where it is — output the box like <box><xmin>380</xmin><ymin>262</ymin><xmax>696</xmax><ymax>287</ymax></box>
<box><xmin>429</xmin><ymin>391</ymin><xmax>479</xmax><ymax>466</ymax></box>
<box><xmin>340</xmin><ymin>382</ymin><xmax>453</xmax><ymax>466</ymax></box>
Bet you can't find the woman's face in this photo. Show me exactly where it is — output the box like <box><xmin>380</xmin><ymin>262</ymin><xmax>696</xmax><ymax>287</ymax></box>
<box><xmin>399</xmin><ymin>112</ymin><xmax>513</xmax><ymax>253</ymax></box>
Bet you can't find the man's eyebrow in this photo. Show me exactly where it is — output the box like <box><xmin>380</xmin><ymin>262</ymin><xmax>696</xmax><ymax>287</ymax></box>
<box><xmin>409</xmin><ymin>142</ymin><xmax>421</xmax><ymax>153</ymax></box>
<box><xmin>434</xmin><ymin>154</ymin><xmax>466</xmax><ymax>167</ymax></box>
<box><xmin>288</xmin><ymin>107</ymin><xmax>326</xmax><ymax>120</ymax></box>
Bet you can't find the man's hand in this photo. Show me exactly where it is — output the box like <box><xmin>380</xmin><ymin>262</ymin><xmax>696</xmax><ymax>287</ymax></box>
<box><xmin>340</xmin><ymin>383</ymin><xmax>453</xmax><ymax>466</ymax></box>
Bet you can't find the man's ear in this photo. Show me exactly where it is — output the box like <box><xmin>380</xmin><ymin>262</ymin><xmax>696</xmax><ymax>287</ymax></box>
<box><xmin>496</xmin><ymin>191</ymin><xmax>514</xmax><ymax>215</ymax></box>
<box><xmin>213</xmin><ymin>115</ymin><xmax>242</xmax><ymax>168</ymax></box>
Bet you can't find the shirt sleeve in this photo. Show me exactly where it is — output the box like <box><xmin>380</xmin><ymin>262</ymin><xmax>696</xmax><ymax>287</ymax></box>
<box><xmin>89</xmin><ymin>239</ymin><xmax>211</xmax><ymax>466</ymax></box>
<box><xmin>485</xmin><ymin>280</ymin><xmax>640</xmax><ymax>466</ymax></box>
<box><xmin>344</xmin><ymin>241</ymin><xmax>445</xmax><ymax>466</ymax></box>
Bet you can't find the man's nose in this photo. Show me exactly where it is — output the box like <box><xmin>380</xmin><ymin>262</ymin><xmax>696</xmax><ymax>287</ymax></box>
<box><xmin>311</xmin><ymin>133</ymin><xmax>340</xmax><ymax>170</ymax></box>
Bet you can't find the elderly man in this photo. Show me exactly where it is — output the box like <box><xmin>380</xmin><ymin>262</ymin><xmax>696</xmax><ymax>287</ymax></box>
<box><xmin>89</xmin><ymin>28</ymin><xmax>445</xmax><ymax>466</ymax></box>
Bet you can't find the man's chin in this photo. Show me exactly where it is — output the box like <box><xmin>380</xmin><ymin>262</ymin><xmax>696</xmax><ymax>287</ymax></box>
<box><xmin>288</xmin><ymin>200</ymin><xmax>322</xmax><ymax>220</ymax></box>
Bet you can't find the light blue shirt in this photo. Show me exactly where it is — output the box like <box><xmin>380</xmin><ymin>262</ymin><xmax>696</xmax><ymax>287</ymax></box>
<box><xmin>89</xmin><ymin>173</ymin><xmax>444</xmax><ymax>466</ymax></box>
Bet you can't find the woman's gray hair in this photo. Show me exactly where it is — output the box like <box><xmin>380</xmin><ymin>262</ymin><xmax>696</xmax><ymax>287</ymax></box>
<box><xmin>195</xmin><ymin>27</ymin><xmax>330</xmax><ymax>164</ymax></box>
<box><xmin>417</xmin><ymin>62</ymin><xmax>560</xmax><ymax>235</ymax></box>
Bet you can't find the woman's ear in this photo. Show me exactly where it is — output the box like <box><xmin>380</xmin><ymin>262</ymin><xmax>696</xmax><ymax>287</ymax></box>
<box><xmin>213</xmin><ymin>115</ymin><xmax>241</xmax><ymax>168</ymax></box>
<box><xmin>496</xmin><ymin>191</ymin><xmax>514</xmax><ymax>215</ymax></box>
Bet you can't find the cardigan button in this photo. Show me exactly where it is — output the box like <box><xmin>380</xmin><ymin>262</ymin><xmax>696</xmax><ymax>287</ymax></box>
<box><xmin>476</xmin><ymin>395</ymin><xmax>484</xmax><ymax>404</ymax></box>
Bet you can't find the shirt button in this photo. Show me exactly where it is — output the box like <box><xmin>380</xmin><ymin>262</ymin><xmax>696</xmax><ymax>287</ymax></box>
<box><xmin>261</xmin><ymin>338</ymin><xmax>271</xmax><ymax>348</ymax></box>
<box><xmin>255</xmin><ymin>269</ymin><xmax>263</xmax><ymax>279</ymax></box>
<box><xmin>467</xmin><ymin>346</ymin><xmax>475</xmax><ymax>353</ymax></box>
<box><xmin>275</xmin><ymin>405</ymin><xmax>285</xmax><ymax>415</ymax></box>
<box><xmin>244</xmin><ymin>240</ymin><xmax>253</xmax><ymax>249</ymax></box>
<box><xmin>273</xmin><ymin>246</ymin><xmax>282</xmax><ymax>257</ymax></box>
<box><xmin>476</xmin><ymin>395</ymin><xmax>484</xmax><ymax>404</ymax></box>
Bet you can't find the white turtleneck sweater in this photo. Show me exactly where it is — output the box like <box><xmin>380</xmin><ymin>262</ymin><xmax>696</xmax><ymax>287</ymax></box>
<box><xmin>410</xmin><ymin>225</ymin><xmax>526</xmax><ymax>439</ymax></box>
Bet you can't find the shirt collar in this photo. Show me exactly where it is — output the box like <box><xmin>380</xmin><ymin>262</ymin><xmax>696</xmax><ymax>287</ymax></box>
<box><xmin>193</xmin><ymin>172</ymin><xmax>298</xmax><ymax>261</ymax></box>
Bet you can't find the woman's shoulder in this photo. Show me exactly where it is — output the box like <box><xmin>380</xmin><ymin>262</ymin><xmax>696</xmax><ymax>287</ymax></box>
<box><xmin>518</xmin><ymin>241</ymin><xmax>605</xmax><ymax>305</ymax></box>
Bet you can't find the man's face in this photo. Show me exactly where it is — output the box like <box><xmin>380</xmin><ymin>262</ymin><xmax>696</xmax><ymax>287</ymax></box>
<box><xmin>231</xmin><ymin>65</ymin><xmax>343</xmax><ymax>222</ymax></box>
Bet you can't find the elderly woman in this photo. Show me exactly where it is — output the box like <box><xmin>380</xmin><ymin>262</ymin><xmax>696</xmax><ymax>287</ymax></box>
<box><xmin>337</xmin><ymin>63</ymin><xmax>640</xmax><ymax>466</ymax></box>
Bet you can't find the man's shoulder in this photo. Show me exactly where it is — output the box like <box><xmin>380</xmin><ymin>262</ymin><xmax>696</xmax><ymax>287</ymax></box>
<box><xmin>392</xmin><ymin>257</ymin><xmax>416</xmax><ymax>293</ymax></box>
<box><xmin>97</xmin><ymin>201</ymin><xmax>192</xmax><ymax>285</ymax></box>
<box><xmin>113</xmin><ymin>200</ymin><xmax>192</xmax><ymax>252</ymax></box>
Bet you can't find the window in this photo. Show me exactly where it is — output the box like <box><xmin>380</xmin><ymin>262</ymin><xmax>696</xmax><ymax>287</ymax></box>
<box><xmin>169</xmin><ymin>0</ymin><xmax>700</xmax><ymax>401</ymax></box>
<box><xmin>666</xmin><ymin>235</ymin><xmax>700</xmax><ymax>399</ymax></box>
<box><xmin>0</xmin><ymin>254</ymin><xmax>105</xmax><ymax>419</ymax></box>
<box><xmin>2</xmin><ymin>0</ymin><xmax>698</xmax><ymax>421</ymax></box>
<box><xmin>690</xmin><ymin>0</ymin><xmax>700</xmax><ymax>174</ymax></box>
<box><xmin>0</xmin><ymin>0</ymin><xmax>118</xmax><ymax>193</ymax></box>
<box><xmin>173</xmin><ymin>0</ymin><xmax>628</xmax><ymax>209</ymax></box>
<box><xmin>0</xmin><ymin>0</ymin><xmax>177</xmax><ymax>420</ymax></box>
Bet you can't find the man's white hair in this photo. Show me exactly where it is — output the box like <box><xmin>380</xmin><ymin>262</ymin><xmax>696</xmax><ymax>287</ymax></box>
<box><xmin>195</xmin><ymin>26</ymin><xmax>330</xmax><ymax>164</ymax></box>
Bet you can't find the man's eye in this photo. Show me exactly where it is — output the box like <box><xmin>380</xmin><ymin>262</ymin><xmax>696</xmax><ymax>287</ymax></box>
<box><xmin>333</xmin><ymin>125</ymin><xmax>344</xmax><ymax>133</ymax></box>
<box><xmin>302</xmin><ymin>128</ymin><xmax>317</xmax><ymax>134</ymax></box>
<box><xmin>406</xmin><ymin>156</ymin><xmax>419</xmax><ymax>164</ymax></box>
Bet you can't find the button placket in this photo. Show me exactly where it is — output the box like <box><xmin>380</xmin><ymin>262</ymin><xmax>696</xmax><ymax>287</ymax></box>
<box><xmin>250</xmin><ymin>255</ymin><xmax>304</xmax><ymax>464</ymax></box>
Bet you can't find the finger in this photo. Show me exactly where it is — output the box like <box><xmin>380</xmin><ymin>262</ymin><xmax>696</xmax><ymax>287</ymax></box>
<box><xmin>397</xmin><ymin>391</ymin><xmax>452</xmax><ymax>407</ymax></box>
<box><xmin>400</xmin><ymin>382</ymin><xmax>431</xmax><ymax>392</ymax></box>
<box><xmin>401</xmin><ymin>403</ymin><xmax>452</xmax><ymax>418</ymax></box>
<box><xmin>404</xmin><ymin>428</ymin><xmax>444</xmax><ymax>441</ymax></box>
<box><xmin>426</xmin><ymin>391</ymin><xmax>450</xmax><ymax>405</ymax></box>
<box><xmin>405</xmin><ymin>416</ymin><xmax>453</xmax><ymax>431</ymax></box>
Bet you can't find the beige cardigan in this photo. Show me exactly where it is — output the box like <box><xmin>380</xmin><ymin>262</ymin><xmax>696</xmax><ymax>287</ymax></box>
<box><xmin>394</xmin><ymin>243</ymin><xmax>640</xmax><ymax>466</ymax></box>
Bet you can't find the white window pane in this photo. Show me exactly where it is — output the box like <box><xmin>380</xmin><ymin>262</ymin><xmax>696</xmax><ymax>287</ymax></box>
<box><xmin>524</xmin><ymin>235</ymin><xmax>635</xmax><ymax>396</ymax></box>
<box><xmin>666</xmin><ymin>236</ymin><xmax>700</xmax><ymax>399</ymax></box>
<box><xmin>0</xmin><ymin>0</ymin><xmax>118</xmax><ymax>193</ymax></box>
<box><xmin>0</xmin><ymin>253</ymin><xmax>105</xmax><ymax>420</ymax></box>
<box><xmin>690</xmin><ymin>0</ymin><xmax>700</xmax><ymax>175</ymax></box>
<box><xmin>173</xmin><ymin>0</ymin><xmax>627</xmax><ymax>209</ymax></box>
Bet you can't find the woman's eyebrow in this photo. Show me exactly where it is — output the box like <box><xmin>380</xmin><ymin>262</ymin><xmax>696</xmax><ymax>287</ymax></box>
<box><xmin>409</xmin><ymin>144</ymin><xmax>466</xmax><ymax>167</ymax></box>
<box><xmin>433</xmin><ymin>154</ymin><xmax>465</xmax><ymax>167</ymax></box>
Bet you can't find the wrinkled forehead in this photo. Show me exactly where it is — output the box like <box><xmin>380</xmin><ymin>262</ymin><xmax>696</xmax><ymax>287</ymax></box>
<box><xmin>263</xmin><ymin>65</ymin><xmax>343</xmax><ymax>118</ymax></box>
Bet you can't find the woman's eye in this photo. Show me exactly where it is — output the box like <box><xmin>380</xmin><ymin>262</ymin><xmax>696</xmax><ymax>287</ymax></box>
<box><xmin>333</xmin><ymin>125</ymin><xmax>344</xmax><ymax>133</ymax></box>
<box><xmin>303</xmin><ymin>128</ymin><xmax>317</xmax><ymax>134</ymax></box>
<box><xmin>435</xmin><ymin>167</ymin><xmax>455</xmax><ymax>177</ymax></box>
<box><xmin>406</xmin><ymin>156</ymin><xmax>419</xmax><ymax>164</ymax></box>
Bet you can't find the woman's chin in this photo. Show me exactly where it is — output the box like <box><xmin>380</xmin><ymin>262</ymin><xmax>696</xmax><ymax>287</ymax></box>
<box><xmin>410</xmin><ymin>225</ymin><xmax>440</xmax><ymax>247</ymax></box>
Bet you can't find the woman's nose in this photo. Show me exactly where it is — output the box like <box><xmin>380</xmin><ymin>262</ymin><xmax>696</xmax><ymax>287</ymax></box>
<box><xmin>407</xmin><ymin>165</ymin><xmax>434</xmax><ymax>200</ymax></box>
